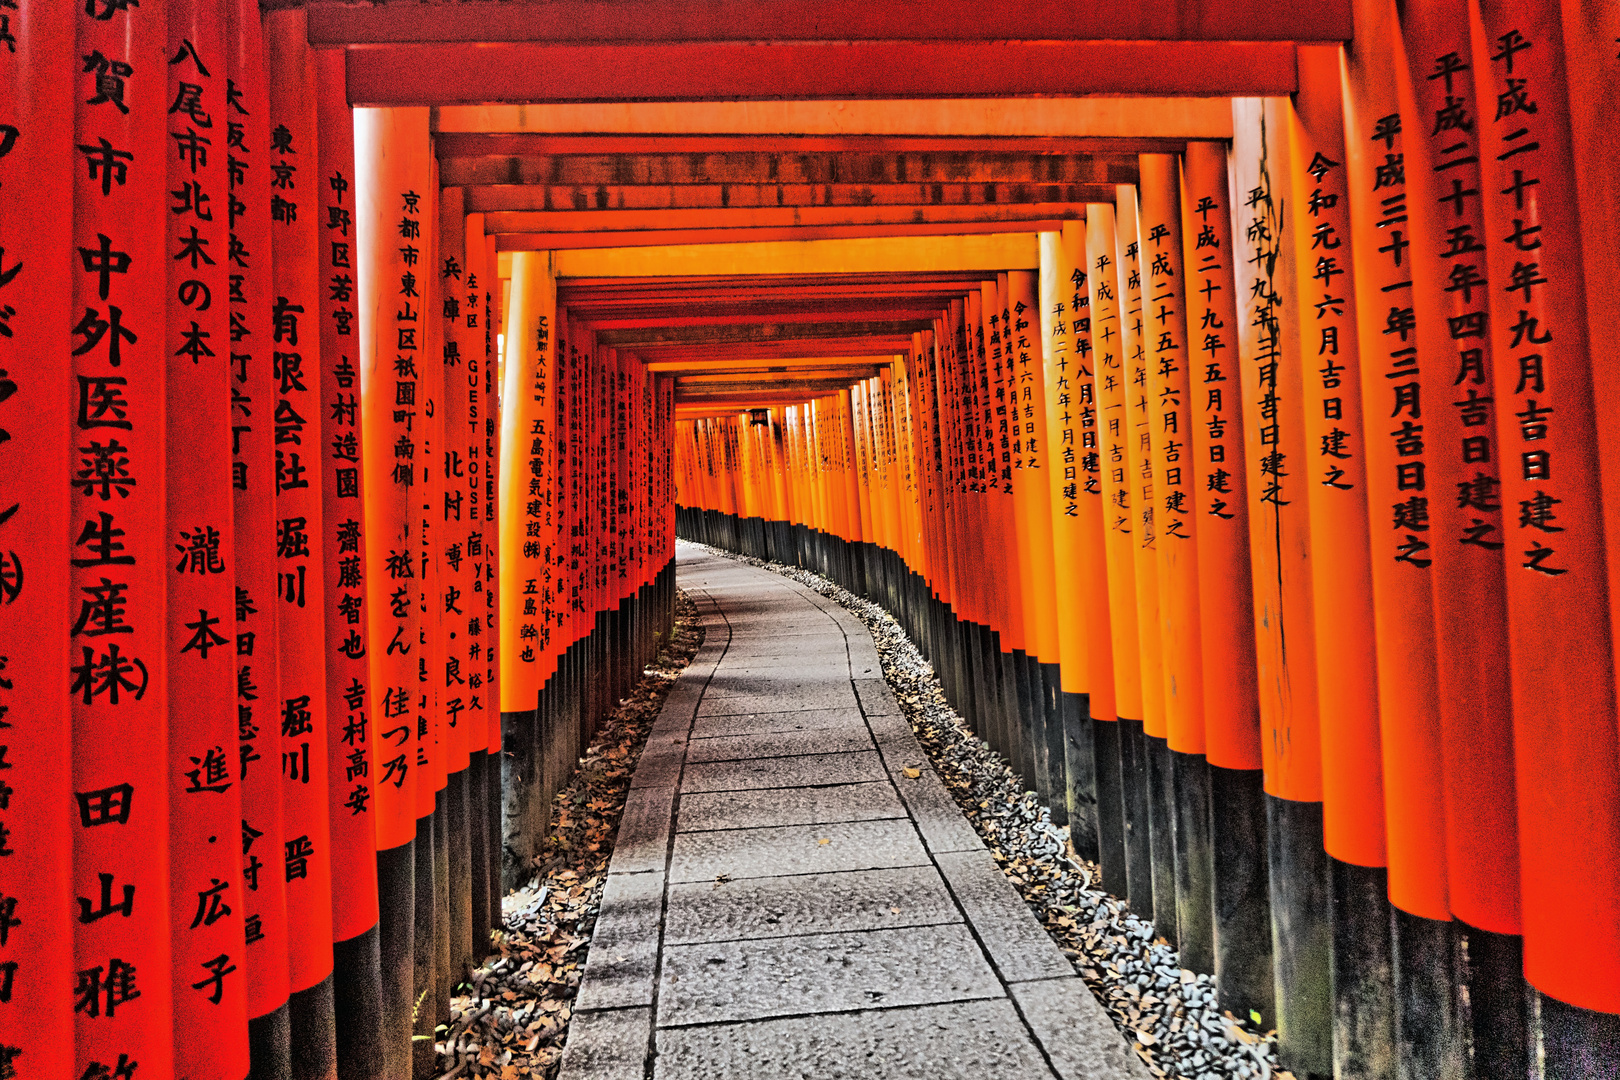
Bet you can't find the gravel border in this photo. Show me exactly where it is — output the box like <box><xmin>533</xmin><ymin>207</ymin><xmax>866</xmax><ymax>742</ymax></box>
<box><xmin>434</xmin><ymin>593</ymin><xmax>705</xmax><ymax>1080</ymax></box>
<box><xmin>695</xmin><ymin>544</ymin><xmax>1287</xmax><ymax>1080</ymax></box>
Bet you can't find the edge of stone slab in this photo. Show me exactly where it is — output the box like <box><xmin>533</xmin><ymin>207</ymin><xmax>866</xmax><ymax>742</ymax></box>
<box><xmin>1009</xmin><ymin>976</ymin><xmax>1156</xmax><ymax>1080</ymax></box>
<box><xmin>853</xmin><ymin>676</ymin><xmax>902</xmax><ymax>716</ymax></box>
<box><xmin>573</xmin><ymin>871</ymin><xmax>666</xmax><ymax>1012</ymax></box>
<box><xmin>555</xmin><ymin>1005</ymin><xmax>653</xmax><ymax>1080</ymax></box>
<box><xmin>934</xmin><ymin>847</ymin><xmax>1074</xmax><ymax>984</ymax></box>
<box><xmin>606</xmin><ymin>783</ymin><xmax>677</xmax><ymax>875</ymax></box>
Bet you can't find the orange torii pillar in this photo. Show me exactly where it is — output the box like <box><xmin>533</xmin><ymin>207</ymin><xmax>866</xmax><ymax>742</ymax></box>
<box><xmin>1039</xmin><ymin>224</ymin><xmax>1114</xmax><ymax>870</ymax></box>
<box><xmin>69</xmin><ymin>1</ymin><xmax>176</xmax><ymax>1078</ymax></box>
<box><xmin>266</xmin><ymin>12</ymin><xmax>340</xmax><ymax>1075</ymax></box>
<box><xmin>166</xmin><ymin>5</ymin><xmax>251</xmax><ymax>1080</ymax></box>
<box><xmin>1115</xmin><ymin>191</ymin><xmax>1173</xmax><ymax>935</ymax></box>
<box><xmin>1342</xmin><ymin>1</ymin><xmax>1466</xmax><ymax>1073</ymax></box>
<box><xmin>1007</xmin><ymin>274</ymin><xmax>1068</xmax><ymax>822</ymax></box>
<box><xmin>1473</xmin><ymin>0</ymin><xmax>1620</xmax><ymax>1067</ymax></box>
<box><xmin>1138</xmin><ymin>155</ymin><xmax>1216</xmax><ymax>973</ymax></box>
<box><xmin>0</xmin><ymin>1</ymin><xmax>74</xmax><ymax>1078</ymax></box>
<box><xmin>314</xmin><ymin>47</ymin><xmax>386</xmax><ymax>1080</ymax></box>
<box><xmin>228</xmin><ymin>1</ymin><xmax>295</xmax><ymax>1072</ymax></box>
<box><xmin>355</xmin><ymin>103</ymin><xmax>428</xmax><ymax>1079</ymax></box>
<box><xmin>1230</xmin><ymin>98</ymin><xmax>1331</xmax><ymax>1072</ymax></box>
<box><xmin>471</xmin><ymin>223</ymin><xmax>504</xmax><ymax>963</ymax></box>
<box><xmin>987</xmin><ymin>283</ymin><xmax>1033</xmax><ymax>781</ymax></box>
<box><xmin>916</xmin><ymin>321</ymin><xmax>959</xmax><ymax>729</ymax></box>
<box><xmin>1279</xmin><ymin>47</ymin><xmax>1397</xmax><ymax>1078</ymax></box>
<box><xmin>1392</xmin><ymin>4</ymin><xmax>1532</xmax><ymax>1072</ymax></box>
<box><xmin>414</xmin><ymin>158</ymin><xmax>451</xmax><ymax>1051</ymax></box>
<box><xmin>436</xmin><ymin>187</ymin><xmax>480</xmax><ymax>1010</ymax></box>
<box><xmin>497</xmin><ymin>250</ymin><xmax>555</xmax><ymax>891</ymax></box>
<box><xmin>1087</xmin><ymin>205</ymin><xmax>1154</xmax><ymax>917</ymax></box>
<box><xmin>928</xmin><ymin>322</ymin><xmax>975</xmax><ymax>742</ymax></box>
<box><xmin>1178</xmin><ymin>144</ymin><xmax>1274</xmax><ymax>1023</ymax></box>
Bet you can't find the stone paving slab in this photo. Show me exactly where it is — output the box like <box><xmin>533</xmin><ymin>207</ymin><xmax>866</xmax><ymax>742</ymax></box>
<box><xmin>557</xmin><ymin>1006</ymin><xmax>652</xmax><ymax>1080</ymax></box>
<box><xmin>684</xmin><ymin>726</ymin><xmax>874</xmax><ymax>763</ymax></box>
<box><xmin>676</xmin><ymin>781</ymin><xmax>905</xmax><ymax>833</ymax></box>
<box><xmin>1010</xmin><ymin>977</ymin><xmax>1155</xmax><ymax>1080</ymax></box>
<box><xmin>855</xmin><ymin>676</ymin><xmax>904</xmax><ymax>715</ymax></box>
<box><xmin>679</xmin><ymin>749</ymin><xmax>886</xmax><ymax>792</ymax></box>
<box><xmin>668</xmin><ymin>817</ymin><xmax>929</xmax><ymax>883</ymax></box>
<box><xmin>653</xmin><ymin>1000</ymin><xmax>1057</xmax><ymax>1080</ymax></box>
<box><xmin>574</xmin><ymin>870</ymin><xmax>664</xmax><ymax>1011</ymax></box>
<box><xmin>934</xmin><ymin>848</ymin><xmax>1074</xmax><ymax>983</ymax></box>
<box><xmin>560</xmin><ymin>544</ymin><xmax>1149</xmax><ymax>1079</ymax></box>
<box><xmin>697</xmin><ymin>684</ymin><xmax>860</xmax><ymax>716</ymax></box>
<box><xmin>687</xmin><ymin>706</ymin><xmax>866</xmax><ymax>739</ymax></box>
<box><xmin>663</xmin><ymin>865</ymin><xmax>960</xmax><ymax>946</ymax></box>
<box><xmin>607</xmin><ymin>783</ymin><xmax>677</xmax><ymax>875</ymax></box>
<box><xmin>657</xmin><ymin>923</ymin><xmax>1003</xmax><ymax>1027</ymax></box>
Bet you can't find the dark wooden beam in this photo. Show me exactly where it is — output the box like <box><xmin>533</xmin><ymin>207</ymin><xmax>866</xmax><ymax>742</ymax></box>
<box><xmin>439</xmin><ymin>145</ymin><xmax>1135</xmax><ymax>187</ymax></box>
<box><xmin>307</xmin><ymin>1</ymin><xmax>1351</xmax><ymax>44</ymax></box>
<box><xmin>596</xmin><ymin>319</ymin><xmax>928</xmax><ymax>348</ymax></box>
<box><xmin>496</xmin><ymin>220</ymin><xmax>1064</xmax><ymax>250</ymax></box>
<box><xmin>345</xmin><ymin>40</ymin><xmax>1299</xmax><ymax>105</ymax></box>
<box><xmin>461</xmin><ymin>181</ymin><xmax>1121</xmax><ymax>213</ymax></box>
<box><xmin>439</xmin><ymin>134</ymin><xmax>1180</xmax><ymax>158</ymax></box>
<box><xmin>486</xmin><ymin>203</ymin><xmax>1081</xmax><ymax>236</ymax></box>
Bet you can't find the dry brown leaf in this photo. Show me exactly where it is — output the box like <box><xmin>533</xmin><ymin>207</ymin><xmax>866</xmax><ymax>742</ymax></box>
<box><xmin>817</xmin><ymin>838</ymin><xmax>831</xmax><ymax>845</ymax></box>
<box><xmin>902</xmin><ymin>767</ymin><xmax>921</xmax><ymax>779</ymax></box>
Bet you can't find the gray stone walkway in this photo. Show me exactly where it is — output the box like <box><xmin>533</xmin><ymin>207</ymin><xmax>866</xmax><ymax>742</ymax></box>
<box><xmin>557</xmin><ymin>542</ymin><xmax>1149</xmax><ymax>1080</ymax></box>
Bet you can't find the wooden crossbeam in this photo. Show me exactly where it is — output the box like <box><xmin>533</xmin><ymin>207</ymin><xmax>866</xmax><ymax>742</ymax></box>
<box><xmin>486</xmin><ymin>203</ymin><xmax>1081</xmax><ymax>237</ymax></box>
<box><xmin>308</xmin><ymin>1</ymin><xmax>1351</xmax><ymax>44</ymax></box>
<box><xmin>439</xmin><ymin>148</ymin><xmax>1133</xmax><ymax>187</ymax></box>
<box><xmin>344</xmin><ymin>41</ymin><xmax>1300</xmax><ymax>106</ymax></box>
<box><xmin>462</xmin><ymin>181</ymin><xmax>1120</xmax><ymax>213</ymax></box>
<box><xmin>500</xmin><ymin>220</ymin><xmax>1060</xmax><ymax>251</ymax></box>
<box><xmin>595</xmin><ymin>319</ymin><xmax>928</xmax><ymax>348</ymax></box>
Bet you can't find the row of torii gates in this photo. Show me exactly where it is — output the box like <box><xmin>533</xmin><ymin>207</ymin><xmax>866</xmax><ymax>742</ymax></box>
<box><xmin>1</xmin><ymin>0</ymin><xmax>1618</xmax><ymax>1078</ymax></box>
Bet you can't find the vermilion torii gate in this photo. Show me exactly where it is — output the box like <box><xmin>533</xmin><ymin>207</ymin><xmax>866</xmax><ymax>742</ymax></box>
<box><xmin>1</xmin><ymin>2</ymin><xmax>1618</xmax><ymax>1079</ymax></box>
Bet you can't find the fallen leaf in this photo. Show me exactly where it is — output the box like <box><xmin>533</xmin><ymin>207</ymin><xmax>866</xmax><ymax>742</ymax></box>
<box><xmin>902</xmin><ymin>767</ymin><xmax>921</xmax><ymax>779</ymax></box>
<box><xmin>817</xmin><ymin>838</ymin><xmax>831</xmax><ymax>845</ymax></box>
<box><xmin>889</xmin><ymin>907</ymin><xmax>901</xmax><ymax>914</ymax></box>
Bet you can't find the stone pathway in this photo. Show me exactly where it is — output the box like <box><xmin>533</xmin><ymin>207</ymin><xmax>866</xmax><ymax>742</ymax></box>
<box><xmin>557</xmin><ymin>543</ymin><xmax>1150</xmax><ymax>1080</ymax></box>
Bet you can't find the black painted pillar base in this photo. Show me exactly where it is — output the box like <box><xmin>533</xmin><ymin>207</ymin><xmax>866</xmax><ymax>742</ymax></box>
<box><xmin>433</xmin><ymin>791</ymin><xmax>452</xmax><ymax>1034</ymax></box>
<box><xmin>499</xmin><ymin>705</ymin><xmax>536</xmax><ymax>893</ymax></box>
<box><xmin>1040</xmin><ymin>662</ymin><xmax>1067</xmax><ymax>828</ymax></box>
<box><xmin>997</xmin><ymin>641</ymin><xmax>1020</xmax><ymax>768</ymax></box>
<box><xmin>1391</xmin><ymin>907</ymin><xmax>1466</xmax><ymax>1080</ymax></box>
<box><xmin>1265</xmin><ymin>795</ymin><xmax>1332</xmax><ymax>1078</ymax></box>
<box><xmin>1328</xmin><ymin>857</ymin><xmax>1395</xmax><ymax>1080</ymax></box>
<box><xmin>1539</xmin><ymin>992</ymin><xmax>1620</xmax><ymax>1080</ymax></box>
<box><xmin>249</xmin><ymin>1004</ymin><xmax>292</xmax><ymax>1080</ymax></box>
<box><xmin>1012</xmin><ymin>650</ymin><xmax>1039</xmax><ymax>793</ymax></box>
<box><xmin>1061</xmin><ymin>691</ymin><xmax>1098</xmax><ymax>862</ymax></box>
<box><xmin>333</xmin><ymin>924</ymin><xmax>385</xmax><ymax>1080</ymax></box>
<box><xmin>446</xmin><ymin>768</ymin><xmax>475</xmax><ymax>984</ymax></box>
<box><xmin>1460</xmin><ymin>922</ymin><xmax>1531</xmax><ymax>1080</ymax></box>
<box><xmin>412</xmin><ymin>814</ymin><xmax>438</xmax><ymax>1079</ymax></box>
<box><xmin>467</xmin><ymin>750</ymin><xmax>491</xmax><ymax>963</ymax></box>
<box><xmin>376</xmin><ymin>842</ymin><xmax>415</xmax><ymax>1080</ymax></box>
<box><xmin>1092</xmin><ymin>717</ymin><xmax>1128</xmax><ymax>898</ymax></box>
<box><xmin>1210</xmin><ymin>764</ymin><xmax>1274</xmax><ymax>1024</ymax></box>
<box><xmin>1024</xmin><ymin>655</ymin><xmax>1051</xmax><ymax>807</ymax></box>
<box><xmin>1170</xmin><ymin>750</ymin><xmax>1214</xmax><ymax>975</ymax></box>
<box><xmin>1118</xmin><ymin>717</ymin><xmax>1154</xmax><ymax>917</ymax></box>
<box><xmin>288</xmin><ymin>973</ymin><xmax>337</xmax><ymax>1080</ymax></box>
<box><xmin>1146</xmin><ymin>734</ymin><xmax>1177</xmax><ymax>945</ymax></box>
<box><xmin>485</xmin><ymin>739</ymin><xmax>503</xmax><ymax>937</ymax></box>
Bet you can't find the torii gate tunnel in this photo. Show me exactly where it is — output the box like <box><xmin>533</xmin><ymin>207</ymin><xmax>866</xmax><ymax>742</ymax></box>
<box><xmin>1</xmin><ymin>0</ymin><xmax>1618</xmax><ymax>1078</ymax></box>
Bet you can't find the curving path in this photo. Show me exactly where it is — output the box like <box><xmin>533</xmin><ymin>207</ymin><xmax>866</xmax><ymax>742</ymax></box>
<box><xmin>557</xmin><ymin>542</ymin><xmax>1149</xmax><ymax>1080</ymax></box>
